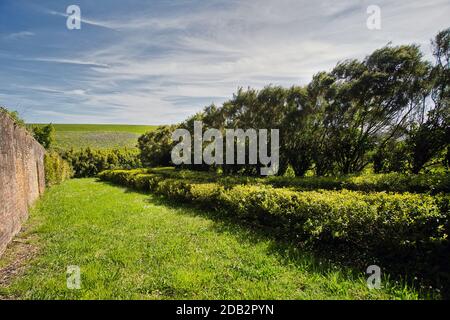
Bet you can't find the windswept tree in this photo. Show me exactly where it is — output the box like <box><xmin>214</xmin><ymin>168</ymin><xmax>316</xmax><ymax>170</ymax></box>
<box><xmin>407</xmin><ymin>28</ymin><xmax>450</xmax><ymax>173</ymax></box>
<box><xmin>307</xmin><ymin>45</ymin><xmax>431</xmax><ymax>175</ymax></box>
<box><xmin>280</xmin><ymin>86</ymin><xmax>314</xmax><ymax>176</ymax></box>
<box><xmin>136</xmin><ymin>29</ymin><xmax>449</xmax><ymax>176</ymax></box>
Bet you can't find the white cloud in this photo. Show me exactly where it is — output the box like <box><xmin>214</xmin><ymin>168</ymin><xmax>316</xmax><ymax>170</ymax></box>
<box><xmin>4</xmin><ymin>31</ymin><xmax>35</xmax><ymax>40</ymax></box>
<box><xmin>6</xmin><ymin>0</ymin><xmax>450</xmax><ymax>123</ymax></box>
<box><xmin>24</xmin><ymin>58</ymin><xmax>110</xmax><ymax>68</ymax></box>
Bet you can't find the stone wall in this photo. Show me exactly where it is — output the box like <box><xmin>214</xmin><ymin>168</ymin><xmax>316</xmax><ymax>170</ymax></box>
<box><xmin>0</xmin><ymin>112</ymin><xmax>45</xmax><ymax>256</ymax></box>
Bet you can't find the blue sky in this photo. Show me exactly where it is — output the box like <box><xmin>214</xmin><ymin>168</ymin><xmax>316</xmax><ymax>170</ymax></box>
<box><xmin>0</xmin><ymin>0</ymin><xmax>449</xmax><ymax>124</ymax></box>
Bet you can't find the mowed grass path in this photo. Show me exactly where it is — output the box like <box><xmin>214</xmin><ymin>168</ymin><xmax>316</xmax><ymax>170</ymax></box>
<box><xmin>0</xmin><ymin>179</ymin><xmax>419</xmax><ymax>299</ymax></box>
<box><xmin>29</xmin><ymin>124</ymin><xmax>157</xmax><ymax>150</ymax></box>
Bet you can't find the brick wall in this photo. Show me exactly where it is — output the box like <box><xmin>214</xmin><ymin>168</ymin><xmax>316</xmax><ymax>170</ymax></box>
<box><xmin>0</xmin><ymin>112</ymin><xmax>45</xmax><ymax>256</ymax></box>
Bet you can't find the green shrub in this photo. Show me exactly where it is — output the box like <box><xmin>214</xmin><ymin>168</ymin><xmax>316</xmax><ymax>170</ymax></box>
<box><xmin>62</xmin><ymin>147</ymin><xmax>141</xmax><ymax>178</ymax></box>
<box><xmin>267</xmin><ymin>172</ymin><xmax>450</xmax><ymax>194</ymax></box>
<box><xmin>221</xmin><ymin>186</ymin><xmax>447</xmax><ymax>247</ymax></box>
<box><xmin>30</xmin><ymin>124</ymin><xmax>55</xmax><ymax>149</ymax></box>
<box><xmin>44</xmin><ymin>151</ymin><xmax>73</xmax><ymax>187</ymax></box>
<box><xmin>137</xmin><ymin>125</ymin><xmax>176</xmax><ymax>167</ymax></box>
<box><xmin>0</xmin><ymin>106</ymin><xmax>26</xmax><ymax>127</ymax></box>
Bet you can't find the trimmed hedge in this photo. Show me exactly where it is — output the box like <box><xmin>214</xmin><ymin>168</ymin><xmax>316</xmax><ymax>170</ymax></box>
<box><xmin>98</xmin><ymin>170</ymin><xmax>449</xmax><ymax>248</ymax></box>
<box><xmin>98</xmin><ymin>169</ymin><xmax>450</xmax><ymax>290</ymax></box>
<box><xmin>141</xmin><ymin>168</ymin><xmax>450</xmax><ymax>194</ymax></box>
<box><xmin>267</xmin><ymin>172</ymin><xmax>450</xmax><ymax>194</ymax></box>
<box><xmin>44</xmin><ymin>151</ymin><xmax>73</xmax><ymax>187</ymax></box>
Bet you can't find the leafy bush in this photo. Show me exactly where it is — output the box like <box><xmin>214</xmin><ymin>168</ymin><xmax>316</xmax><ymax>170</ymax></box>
<box><xmin>137</xmin><ymin>125</ymin><xmax>176</xmax><ymax>167</ymax></box>
<box><xmin>30</xmin><ymin>124</ymin><xmax>55</xmax><ymax>149</ymax></box>
<box><xmin>61</xmin><ymin>147</ymin><xmax>141</xmax><ymax>177</ymax></box>
<box><xmin>44</xmin><ymin>151</ymin><xmax>73</xmax><ymax>187</ymax></box>
<box><xmin>0</xmin><ymin>106</ymin><xmax>26</xmax><ymax>127</ymax></box>
<box><xmin>373</xmin><ymin>141</ymin><xmax>410</xmax><ymax>173</ymax></box>
<box><xmin>266</xmin><ymin>172</ymin><xmax>450</xmax><ymax>194</ymax></box>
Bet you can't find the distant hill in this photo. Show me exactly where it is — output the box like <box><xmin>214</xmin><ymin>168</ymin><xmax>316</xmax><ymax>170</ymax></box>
<box><xmin>30</xmin><ymin>124</ymin><xmax>158</xmax><ymax>150</ymax></box>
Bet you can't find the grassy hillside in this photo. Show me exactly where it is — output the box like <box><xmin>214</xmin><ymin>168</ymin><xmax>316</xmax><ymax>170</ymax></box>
<box><xmin>47</xmin><ymin>124</ymin><xmax>158</xmax><ymax>133</ymax></box>
<box><xmin>30</xmin><ymin>124</ymin><xmax>157</xmax><ymax>150</ymax></box>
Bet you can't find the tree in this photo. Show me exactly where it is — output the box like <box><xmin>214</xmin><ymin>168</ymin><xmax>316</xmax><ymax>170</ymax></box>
<box><xmin>31</xmin><ymin>124</ymin><xmax>55</xmax><ymax>149</ymax></box>
<box><xmin>137</xmin><ymin>125</ymin><xmax>176</xmax><ymax>167</ymax></box>
<box><xmin>281</xmin><ymin>86</ymin><xmax>314</xmax><ymax>176</ymax></box>
<box><xmin>407</xmin><ymin>28</ymin><xmax>449</xmax><ymax>173</ymax></box>
<box><xmin>373</xmin><ymin>139</ymin><xmax>410</xmax><ymax>173</ymax></box>
<box><xmin>160</xmin><ymin>29</ymin><xmax>448</xmax><ymax>177</ymax></box>
<box><xmin>306</xmin><ymin>45</ymin><xmax>430</xmax><ymax>175</ymax></box>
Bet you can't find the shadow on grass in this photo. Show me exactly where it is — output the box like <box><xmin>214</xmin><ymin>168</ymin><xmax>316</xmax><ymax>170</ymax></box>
<box><xmin>97</xmin><ymin>179</ymin><xmax>439</xmax><ymax>299</ymax></box>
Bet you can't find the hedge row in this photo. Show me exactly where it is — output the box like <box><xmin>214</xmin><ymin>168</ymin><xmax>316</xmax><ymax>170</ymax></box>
<box><xmin>44</xmin><ymin>151</ymin><xmax>73</xmax><ymax>187</ymax></box>
<box><xmin>99</xmin><ymin>169</ymin><xmax>450</xmax><ymax>280</ymax></box>
<box><xmin>267</xmin><ymin>172</ymin><xmax>450</xmax><ymax>194</ymax></box>
<box><xmin>142</xmin><ymin>168</ymin><xmax>450</xmax><ymax>194</ymax></box>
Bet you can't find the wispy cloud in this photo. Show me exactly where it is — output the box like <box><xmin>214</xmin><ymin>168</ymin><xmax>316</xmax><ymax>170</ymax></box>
<box><xmin>4</xmin><ymin>31</ymin><xmax>35</xmax><ymax>40</ymax></box>
<box><xmin>24</xmin><ymin>57</ymin><xmax>110</xmax><ymax>68</ymax></box>
<box><xmin>1</xmin><ymin>0</ymin><xmax>449</xmax><ymax>124</ymax></box>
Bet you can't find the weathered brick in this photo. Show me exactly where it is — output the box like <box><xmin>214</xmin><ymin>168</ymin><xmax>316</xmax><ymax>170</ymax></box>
<box><xmin>0</xmin><ymin>113</ymin><xmax>45</xmax><ymax>256</ymax></box>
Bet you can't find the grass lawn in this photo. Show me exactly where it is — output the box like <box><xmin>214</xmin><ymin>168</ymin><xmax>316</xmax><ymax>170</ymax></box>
<box><xmin>29</xmin><ymin>124</ymin><xmax>157</xmax><ymax>150</ymax></box>
<box><xmin>0</xmin><ymin>179</ymin><xmax>421</xmax><ymax>299</ymax></box>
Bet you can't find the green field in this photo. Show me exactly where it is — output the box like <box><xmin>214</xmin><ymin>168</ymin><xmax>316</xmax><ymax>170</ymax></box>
<box><xmin>0</xmin><ymin>179</ymin><xmax>419</xmax><ymax>299</ymax></box>
<box><xmin>30</xmin><ymin>124</ymin><xmax>158</xmax><ymax>150</ymax></box>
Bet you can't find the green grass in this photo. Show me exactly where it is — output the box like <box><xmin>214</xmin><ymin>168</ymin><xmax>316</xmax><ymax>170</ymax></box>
<box><xmin>0</xmin><ymin>179</ymin><xmax>421</xmax><ymax>299</ymax></box>
<box><xmin>30</xmin><ymin>124</ymin><xmax>157</xmax><ymax>150</ymax></box>
<box><xmin>51</xmin><ymin>131</ymin><xmax>143</xmax><ymax>150</ymax></box>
